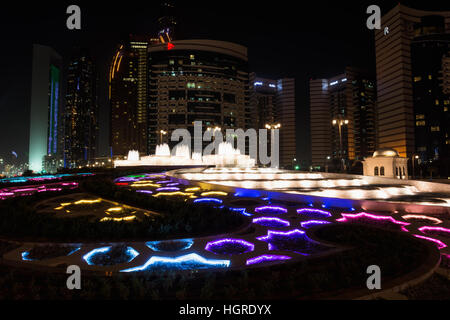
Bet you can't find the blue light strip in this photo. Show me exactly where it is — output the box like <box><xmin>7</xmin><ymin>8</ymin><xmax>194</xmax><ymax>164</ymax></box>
<box><xmin>121</xmin><ymin>253</ymin><xmax>230</xmax><ymax>272</ymax></box>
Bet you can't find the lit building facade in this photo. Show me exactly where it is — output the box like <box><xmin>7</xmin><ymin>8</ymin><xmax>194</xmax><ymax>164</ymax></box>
<box><xmin>146</xmin><ymin>39</ymin><xmax>250</xmax><ymax>154</ymax></box>
<box><xmin>109</xmin><ymin>36</ymin><xmax>153</xmax><ymax>157</ymax></box>
<box><xmin>29</xmin><ymin>44</ymin><xmax>64</xmax><ymax>173</ymax></box>
<box><xmin>250</xmin><ymin>74</ymin><xmax>297</xmax><ymax>169</ymax></box>
<box><xmin>375</xmin><ymin>5</ymin><xmax>450</xmax><ymax>159</ymax></box>
<box><xmin>411</xmin><ymin>16</ymin><xmax>450</xmax><ymax>177</ymax></box>
<box><xmin>309</xmin><ymin>67</ymin><xmax>377</xmax><ymax>171</ymax></box>
<box><xmin>64</xmin><ymin>49</ymin><xmax>99</xmax><ymax>168</ymax></box>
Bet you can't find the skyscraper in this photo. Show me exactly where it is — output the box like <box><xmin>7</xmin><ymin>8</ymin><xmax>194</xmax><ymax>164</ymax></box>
<box><xmin>29</xmin><ymin>44</ymin><xmax>64</xmax><ymax>173</ymax></box>
<box><xmin>250</xmin><ymin>74</ymin><xmax>297</xmax><ymax>169</ymax></box>
<box><xmin>410</xmin><ymin>17</ymin><xmax>450</xmax><ymax>176</ymax></box>
<box><xmin>309</xmin><ymin>67</ymin><xmax>376</xmax><ymax>171</ymax></box>
<box><xmin>64</xmin><ymin>49</ymin><xmax>99</xmax><ymax>168</ymax></box>
<box><xmin>375</xmin><ymin>5</ymin><xmax>450</xmax><ymax>159</ymax></box>
<box><xmin>146</xmin><ymin>39</ymin><xmax>250</xmax><ymax>154</ymax></box>
<box><xmin>109</xmin><ymin>36</ymin><xmax>151</xmax><ymax>157</ymax></box>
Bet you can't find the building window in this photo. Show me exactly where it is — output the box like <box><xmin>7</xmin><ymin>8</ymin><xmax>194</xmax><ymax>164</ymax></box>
<box><xmin>416</xmin><ymin>121</ymin><xmax>426</xmax><ymax>126</ymax></box>
<box><xmin>415</xmin><ymin>114</ymin><xmax>425</xmax><ymax>120</ymax></box>
<box><xmin>374</xmin><ymin>167</ymin><xmax>379</xmax><ymax>176</ymax></box>
<box><xmin>430</xmin><ymin>126</ymin><xmax>440</xmax><ymax>132</ymax></box>
<box><xmin>414</xmin><ymin>76</ymin><xmax>422</xmax><ymax>82</ymax></box>
<box><xmin>396</xmin><ymin>167</ymin><xmax>398</xmax><ymax>176</ymax></box>
<box><xmin>380</xmin><ymin>167</ymin><xmax>385</xmax><ymax>176</ymax></box>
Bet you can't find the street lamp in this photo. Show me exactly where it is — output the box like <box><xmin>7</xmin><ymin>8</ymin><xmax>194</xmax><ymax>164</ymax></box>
<box><xmin>412</xmin><ymin>154</ymin><xmax>419</xmax><ymax>179</ymax></box>
<box><xmin>159</xmin><ymin>130</ymin><xmax>167</xmax><ymax>143</ymax></box>
<box><xmin>332</xmin><ymin>115</ymin><xmax>349</xmax><ymax>172</ymax></box>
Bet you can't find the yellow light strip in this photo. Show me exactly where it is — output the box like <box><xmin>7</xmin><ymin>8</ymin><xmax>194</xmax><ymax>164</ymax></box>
<box><xmin>106</xmin><ymin>207</ymin><xmax>123</xmax><ymax>212</ymax></box>
<box><xmin>200</xmin><ymin>191</ymin><xmax>228</xmax><ymax>197</ymax></box>
<box><xmin>131</xmin><ymin>183</ymin><xmax>161</xmax><ymax>188</ymax></box>
<box><xmin>185</xmin><ymin>187</ymin><xmax>201</xmax><ymax>192</ymax></box>
<box><xmin>100</xmin><ymin>215</ymin><xmax>136</xmax><ymax>222</ymax></box>
<box><xmin>153</xmin><ymin>192</ymin><xmax>194</xmax><ymax>198</ymax></box>
<box><xmin>74</xmin><ymin>199</ymin><xmax>102</xmax><ymax>205</ymax></box>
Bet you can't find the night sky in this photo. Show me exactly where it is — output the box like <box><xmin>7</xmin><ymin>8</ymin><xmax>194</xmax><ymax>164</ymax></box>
<box><xmin>0</xmin><ymin>0</ymin><xmax>448</xmax><ymax>167</ymax></box>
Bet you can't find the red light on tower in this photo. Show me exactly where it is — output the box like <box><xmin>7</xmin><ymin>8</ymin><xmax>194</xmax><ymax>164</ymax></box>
<box><xmin>167</xmin><ymin>43</ymin><xmax>175</xmax><ymax>50</ymax></box>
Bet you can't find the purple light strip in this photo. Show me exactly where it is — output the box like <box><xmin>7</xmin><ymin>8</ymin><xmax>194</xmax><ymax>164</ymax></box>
<box><xmin>257</xmin><ymin>229</ymin><xmax>306</xmax><ymax>242</ymax></box>
<box><xmin>252</xmin><ymin>217</ymin><xmax>290</xmax><ymax>227</ymax></box>
<box><xmin>246</xmin><ymin>255</ymin><xmax>291</xmax><ymax>265</ymax></box>
<box><xmin>300</xmin><ymin>220</ymin><xmax>331</xmax><ymax>229</ymax></box>
<box><xmin>336</xmin><ymin>212</ymin><xmax>410</xmax><ymax>232</ymax></box>
<box><xmin>156</xmin><ymin>187</ymin><xmax>180</xmax><ymax>192</ymax></box>
<box><xmin>136</xmin><ymin>190</ymin><xmax>153</xmax><ymax>194</ymax></box>
<box><xmin>157</xmin><ymin>180</ymin><xmax>173</xmax><ymax>184</ymax></box>
<box><xmin>205</xmin><ymin>238</ymin><xmax>255</xmax><ymax>254</ymax></box>
<box><xmin>296</xmin><ymin>208</ymin><xmax>332</xmax><ymax>218</ymax></box>
<box><xmin>254</xmin><ymin>206</ymin><xmax>288</xmax><ymax>214</ymax></box>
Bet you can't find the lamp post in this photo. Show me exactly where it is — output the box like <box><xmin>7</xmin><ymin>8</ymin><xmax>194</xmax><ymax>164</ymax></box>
<box><xmin>265</xmin><ymin>123</ymin><xmax>281</xmax><ymax>150</ymax></box>
<box><xmin>332</xmin><ymin>116</ymin><xmax>349</xmax><ymax>172</ymax></box>
<box><xmin>159</xmin><ymin>130</ymin><xmax>167</xmax><ymax>144</ymax></box>
<box><xmin>412</xmin><ymin>154</ymin><xmax>419</xmax><ymax>179</ymax></box>
<box><xmin>265</xmin><ymin>123</ymin><xmax>281</xmax><ymax>168</ymax></box>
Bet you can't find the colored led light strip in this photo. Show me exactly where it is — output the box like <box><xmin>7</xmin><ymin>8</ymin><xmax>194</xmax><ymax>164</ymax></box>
<box><xmin>402</xmin><ymin>215</ymin><xmax>443</xmax><ymax>225</ymax></box>
<box><xmin>156</xmin><ymin>187</ymin><xmax>180</xmax><ymax>192</ymax></box>
<box><xmin>146</xmin><ymin>239</ymin><xmax>194</xmax><ymax>252</ymax></box>
<box><xmin>300</xmin><ymin>220</ymin><xmax>331</xmax><ymax>229</ymax></box>
<box><xmin>296</xmin><ymin>208</ymin><xmax>332</xmax><ymax>218</ymax></box>
<box><xmin>185</xmin><ymin>187</ymin><xmax>201</xmax><ymax>192</ymax></box>
<box><xmin>413</xmin><ymin>234</ymin><xmax>447</xmax><ymax>249</ymax></box>
<box><xmin>336</xmin><ymin>212</ymin><xmax>410</xmax><ymax>232</ymax></box>
<box><xmin>246</xmin><ymin>255</ymin><xmax>291</xmax><ymax>265</ymax></box>
<box><xmin>121</xmin><ymin>253</ymin><xmax>230</xmax><ymax>272</ymax></box>
<box><xmin>193</xmin><ymin>198</ymin><xmax>223</xmax><ymax>204</ymax></box>
<box><xmin>254</xmin><ymin>206</ymin><xmax>287</xmax><ymax>214</ymax></box>
<box><xmin>252</xmin><ymin>217</ymin><xmax>290</xmax><ymax>227</ymax></box>
<box><xmin>200</xmin><ymin>191</ymin><xmax>228</xmax><ymax>197</ymax></box>
<box><xmin>136</xmin><ymin>190</ymin><xmax>153</xmax><ymax>194</ymax></box>
<box><xmin>153</xmin><ymin>191</ymin><xmax>195</xmax><ymax>198</ymax></box>
<box><xmin>83</xmin><ymin>246</ymin><xmax>111</xmax><ymax>265</ymax></box>
<box><xmin>257</xmin><ymin>229</ymin><xmax>306</xmax><ymax>242</ymax></box>
<box><xmin>205</xmin><ymin>239</ymin><xmax>255</xmax><ymax>254</ymax></box>
<box><xmin>228</xmin><ymin>207</ymin><xmax>253</xmax><ymax>216</ymax></box>
<box><xmin>418</xmin><ymin>226</ymin><xmax>450</xmax><ymax>237</ymax></box>
<box><xmin>21</xmin><ymin>251</ymin><xmax>33</xmax><ymax>261</ymax></box>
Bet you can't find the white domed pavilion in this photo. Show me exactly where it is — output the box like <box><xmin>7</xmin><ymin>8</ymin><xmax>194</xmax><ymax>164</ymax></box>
<box><xmin>363</xmin><ymin>148</ymin><xmax>409</xmax><ymax>179</ymax></box>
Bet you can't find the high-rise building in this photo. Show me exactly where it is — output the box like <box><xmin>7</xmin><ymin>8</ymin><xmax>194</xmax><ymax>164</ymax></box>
<box><xmin>309</xmin><ymin>67</ymin><xmax>377</xmax><ymax>171</ymax></box>
<box><xmin>29</xmin><ymin>44</ymin><xmax>64</xmax><ymax>173</ymax></box>
<box><xmin>411</xmin><ymin>17</ymin><xmax>450</xmax><ymax>176</ymax></box>
<box><xmin>146</xmin><ymin>39</ymin><xmax>250</xmax><ymax>154</ymax></box>
<box><xmin>109</xmin><ymin>36</ymin><xmax>151</xmax><ymax>157</ymax></box>
<box><xmin>375</xmin><ymin>5</ymin><xmax>450</xmax><ymax>159</ymax></box>
<box><xmin>64</xmin><ymin>49</ymin><xmax>99</xmax><ymax>168</ymax></box>
<box><xmin>250</xmin><ymin>74</ymin><xmax>297</xmax><ymax>169</ymax></box>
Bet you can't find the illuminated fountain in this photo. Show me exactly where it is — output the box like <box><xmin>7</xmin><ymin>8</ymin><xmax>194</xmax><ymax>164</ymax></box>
<box><xmin>114</xmin><ymin>142</ymin><xmax>256</xmax><ymax>168</ymax></box>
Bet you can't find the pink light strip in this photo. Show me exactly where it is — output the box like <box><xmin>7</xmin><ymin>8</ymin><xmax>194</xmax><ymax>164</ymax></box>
<box><xmin>413</xmin><ymin>234</ymin><xmax>447</xmax><ymax>250</ymax></box>
<box><xmin>337</xmin><ymin>212</ymin><xmax>410</xmax><ymax>232</ymax></box>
